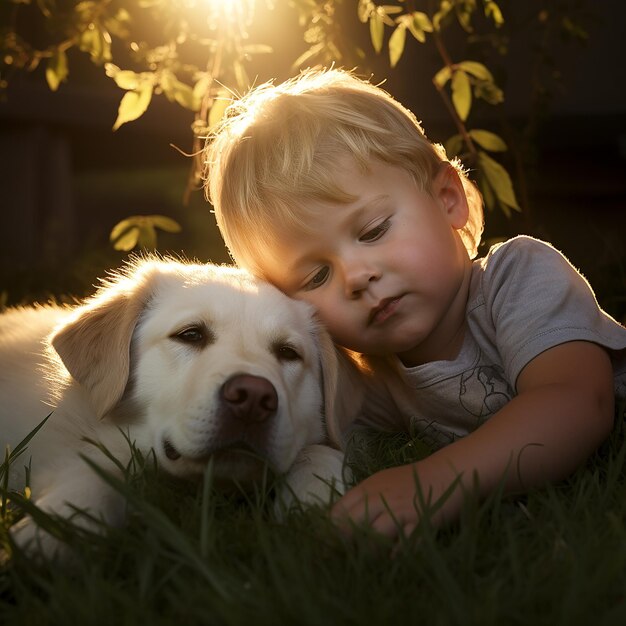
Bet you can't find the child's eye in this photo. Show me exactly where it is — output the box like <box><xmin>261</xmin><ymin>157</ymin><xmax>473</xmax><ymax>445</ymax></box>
<box><xmin>360</xmin><ymin>219</ymin><xmax>390</xmax><ymax>242</ymax></box>
<box><xmin>303</xmin><ymin>266</ymin><xmax>330</xmax><ymax>291</ymax></box>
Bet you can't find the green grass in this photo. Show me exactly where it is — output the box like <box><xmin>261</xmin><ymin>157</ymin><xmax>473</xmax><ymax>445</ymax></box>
<box><xmin>2</xmin><ymin>405</ymin><xmax>626</xmax><ymax>626</ymax></box>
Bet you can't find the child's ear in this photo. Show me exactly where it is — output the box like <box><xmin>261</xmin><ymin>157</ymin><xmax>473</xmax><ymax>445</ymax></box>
<box><xmin>434</xmin><ymin>162</ymin><xmax>470</xmax><ymax>230</ymax></box>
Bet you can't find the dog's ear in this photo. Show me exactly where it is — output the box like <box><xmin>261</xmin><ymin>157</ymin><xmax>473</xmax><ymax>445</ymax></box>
<box><xmin>315</xmin><ymin>326</ymin><xmax>364</xmax><ymax>450</ymax></box>
<box><xmin>50</xmin><ymin>261</ymin><xmax>159</xmax><ymax>418</ymax></box>
<box><xmin>316</xmin><ymin>327</ymin><xmax>341</xmax><ymax>447</ymax></box>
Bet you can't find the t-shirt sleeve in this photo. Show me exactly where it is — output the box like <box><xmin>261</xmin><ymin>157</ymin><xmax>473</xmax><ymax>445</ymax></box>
<box><xmin>480</xmin><ymin>236</ymin><xmax>626</xmax><ymax>389</ymax></box>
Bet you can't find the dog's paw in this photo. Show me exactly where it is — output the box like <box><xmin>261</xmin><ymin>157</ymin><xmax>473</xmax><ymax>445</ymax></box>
<box><xmin>8</xmin><ymin>479</ymin><xmax>127</xmax><ymax>563</ymax></box>
<box><xmin>275</xmin><ymin>444</ymin><xmax>351</xmax><ymax>516</ymax></box>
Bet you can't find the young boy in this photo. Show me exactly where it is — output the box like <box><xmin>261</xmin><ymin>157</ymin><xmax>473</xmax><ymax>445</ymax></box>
<box><xmin>204</xmin><ymin>68</ymin><xmax>626</xmax><ymax>538</ymax></box>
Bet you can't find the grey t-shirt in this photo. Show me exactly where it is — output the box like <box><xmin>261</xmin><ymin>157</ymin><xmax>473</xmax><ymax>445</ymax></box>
<box><xmin>356</xmin><ymin>236</ymin><xmax>626</xmax><ymax>450</ymax></box>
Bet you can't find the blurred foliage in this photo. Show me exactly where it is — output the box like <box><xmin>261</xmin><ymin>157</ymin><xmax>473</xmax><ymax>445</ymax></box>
<box><xmin>109</xmin><ymin>214</ymin><xmax>181</xmax><ymax>250</ymax></box>
<box><xmin>0</xmin><ymin>0</ymin><xmax>593</xmax><ymax>250</ymax></box>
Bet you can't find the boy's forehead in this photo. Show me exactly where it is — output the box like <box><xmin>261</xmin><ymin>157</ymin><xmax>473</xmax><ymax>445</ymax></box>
<box><xmin>242</xmin><ymin>157</ymin><xmax>404</xmax><ymax>282</ymax></box>
<box><xmin>257</xmin><ymin>157</ymin><xmax>398</xmax><ymax>250</ymax></box>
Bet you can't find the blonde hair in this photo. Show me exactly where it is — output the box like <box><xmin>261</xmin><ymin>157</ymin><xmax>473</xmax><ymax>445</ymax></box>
<box><xmin>204</xmin><ymin>68</ymin><xmax>484</xmax><ymax>274</ymax></box>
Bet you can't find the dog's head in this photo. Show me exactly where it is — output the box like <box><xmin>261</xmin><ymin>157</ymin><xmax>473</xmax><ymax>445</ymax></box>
<box><xmin>49</xmin><ymin>258</ymin><xmax>347</xmax><ymax>483</ymax></box>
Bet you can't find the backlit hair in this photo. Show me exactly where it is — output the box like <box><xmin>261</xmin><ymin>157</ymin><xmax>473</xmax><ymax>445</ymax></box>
<box><xmin>204</xmin><ymin>68</ymin><xmax>484</xmax><ymax>275</ymax></box>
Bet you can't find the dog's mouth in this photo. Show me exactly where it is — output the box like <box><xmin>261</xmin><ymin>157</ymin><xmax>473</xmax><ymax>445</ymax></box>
<box><xmin>163</xmin><ymin>439</ymin><xmax>182</xmax><ymax>461</ymax></box>
<box><xmin>162</xmin><ymin>438</ymin><xmax>266</xmax><ymax>468</ymax></box>
<box><xmin>162</xmin><ymin>438</ymin><xmax>271</xmax><ymax>485</ymax></box>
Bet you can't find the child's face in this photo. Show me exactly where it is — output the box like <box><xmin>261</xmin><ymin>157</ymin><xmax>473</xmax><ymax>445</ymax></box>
<box><xmin>260</xmin><ymin>159</ymin><xmax>472</xmax><ymax>366</ymax></box>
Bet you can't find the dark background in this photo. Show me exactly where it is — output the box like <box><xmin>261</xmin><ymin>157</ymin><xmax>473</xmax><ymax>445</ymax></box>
<box><xmin>1</xmin><ymin>1</ymin><xmax>625</xmax><ymax>319</ymax></box>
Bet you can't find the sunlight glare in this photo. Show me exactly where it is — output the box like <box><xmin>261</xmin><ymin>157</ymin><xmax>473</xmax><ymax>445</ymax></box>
<box><xmin>203</xmin><ymin>0</ymin><xmax>255</xmax><ymax>27</ymax></box>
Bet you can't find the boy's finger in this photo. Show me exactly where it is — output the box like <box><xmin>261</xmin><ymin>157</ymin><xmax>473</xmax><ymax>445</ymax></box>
<box><xmin>330</xmin><ymin>491</ymin><xmax>378</xmax><ymax>534</ymax></box>
<box><xmin>371</xmin><ymin>513</ymin><xmax>402</xmax><ymax>539</ymax></box>
<box><xmin>330</xmin><ymin>494</ymin><xmax>364</xmax><ymax>525</ymax></box>
<box><xmin>329</xmin><ymin>504</ymin><xmax>359</xmax><ymax>538</ymax></box>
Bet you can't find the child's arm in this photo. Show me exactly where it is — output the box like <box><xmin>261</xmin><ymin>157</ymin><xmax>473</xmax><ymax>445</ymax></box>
<box><xmin>331</xmin><ymin>340</ymin><xmax>615</xmax><ymax>538</ymax></box>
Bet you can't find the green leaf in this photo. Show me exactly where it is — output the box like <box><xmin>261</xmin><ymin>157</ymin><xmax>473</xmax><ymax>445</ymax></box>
<box><xmin>389</xmin><ymin>25</ymin><xmax>406</xmax><ymax>68</ymax></box>
<box><xmin>474</xmin><ymin>80</ymin><xmax>504</xmax><ymax>105</ymax></box>
<box><xmin>79</xmin><ymin>27</ymin><xmax>101</xmax><ymax>61</ymax></box>
<box><xmin>469</xmin><ymin>129</ymin><xmax>507</xmax><ymax>152</ymax></box>
<box><xmin>110</xmin><ymin>215</ymin><xmax>181</xmax><ymax>251</ymax></box>
<box><xmin>452</xmin><ymin>70</ymin><xmax>471</xmax><ymax>121</ymax></box>
<box><xmin>380</xmin><ymin>5</ymin><xmax>403</xmax><ymax>15</ymax></box>
<box><xmin>478</xmin><ymin>173</ymin><xmax>497</xmax><ymax>212</ymax></box>
<box><xmin>45</xmin><ymin>48</ymin><xmax>68</xmax><ymax>92</ymax></box>
<box><xmin>106</xmin><ymin>64</ymin><xmax>154</xmax><ymax>94</ymax></box>
<box><xmin>358</xmin><ymin>0</ymin><xmax>373</xmax><ymax>22</ymax></box>
<box><xmin>112</xmin><ymin>81</ymin><xmax>153</xmax><ymax>130</ymax></box>
<box><xmin>172</xmin><ymin>81</ymin><xmax>195</xmax><ymax>110</ymax></box>
<box><xmin>413</xmin><ymin>11</ymin><xmax>433</xmax><ymax>32</ymax></box>
<box><xmin>192</xmin><ymin>73</ymin><xmax>212</xmax><ymax>110</ymax></box>
<box><xmin>406</xmin><ymin>22</ymin><xmax>425</xmax><ymax>43</ymax></box>
<box><xmin>372</xmin><ymin>3</ymin><xmax>403</xmax><ymax>30</ymax></box>
<box><xmin>455</xmin><ymin>2</ymin><xmax>474</xmax><ymax>32</ymax></box>
<box><xmin>370</xmin><ymin>12</ymin><xmax>384</xmax><ymax>53</ymax></box>
<box><xmin>433</xmin><ymin>65</ymin><xmax>452</xmax><ymax>88</ymax></box>
<box><xmin>406</xmin><ymin>11</ymin><xmax>432</xmax><ymax>42</ymax></box>
<box><xmin>485</xmin><ymin>1</ymin><xmax>504</xmax><ymax>27</ymax></box>
<box><xmin>109</xmin><ymin>217</ymin><xmax>136</xmax><ymax>242</ymax></box>
<box><xmin>292</xmin><ymin>42</ymin><xmax>325</xmax><ymax>70</ymax></box>
<box><xmin>137</xmin><ymin>224</ymin><xmax>157</xmax><ymax>250</ymax></box>
<box><xmin>107</xmin><ymin>67</ymin><xmax>143</xmax><ymax>90</ymax></box>
<box><xmin>478</xmin><ymin>150</ymin><xmax>520</xmax><ymax>213</ymax></box>
<box><xmin>79</xmin><ymin>24</ymin><xmax>111</xmax><ymax>64</ymax></box>
<box><xmin>208</xmin><ymin>92</ymin><xmax>230</xmax><ymax>130</ymax></box>
<box><xmin>159</xmin><ymin>69</ymin><xmax>176</xmax><ymax>101</ymax></box>
<box><xmin>433</xmin><ymin>0</ymin><xmax>453</xmax><ymax>31</ymax></box>
<box><xmin>444</xmin><ymin>133</ymin><xmax>464</xmax><ymax>157</ymax></box>
<box><xmin>457</xmin><ymin>60</ymin><xmax>493</xmax><ymax>82</ymax></box>
<box><xmin>160</xmin><ymin>69</ymin><xmax>194</xmax><ymax>111</ymax></box>
<box><xmin>149</xmin><ymin>215</ymin><xmax>182</xmax><ymax>233</ymax></box>
<box><xmin>100</xmin><ymin>28</ymin><xmax>112</xmax><ymax>62</ymax></box>
<box><xmin>562</xmin><ymin>17</ymin><xmax>589</xmax><ymax>42</ymax></box>
<box><xmin>111</xmin><ymin>224</ymin><xmax>140</xmax><ymax>251</ymax></box>
<box><xmin>104</xmin><ymin>8</ymin><xmax>131</xmax><ymax>38</ymax></box>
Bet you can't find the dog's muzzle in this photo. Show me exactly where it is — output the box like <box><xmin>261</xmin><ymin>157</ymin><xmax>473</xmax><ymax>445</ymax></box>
<box><xmin>162</xmin><ymin>374</ymin><xmax>280</xmax><ymax>468</ymax></box>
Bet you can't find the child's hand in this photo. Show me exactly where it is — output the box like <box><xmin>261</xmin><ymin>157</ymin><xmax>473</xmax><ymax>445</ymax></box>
<box><xmin>330</xmin><ymin>458</ymin><xmax>462</xmax><ymax>539</ymax></box>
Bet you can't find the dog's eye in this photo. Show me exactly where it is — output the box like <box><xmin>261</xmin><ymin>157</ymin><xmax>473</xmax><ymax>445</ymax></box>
<box><xmin>275</xmin><ymin>345</ymin><xmax>302</xmax><ymax>362</ymax></box>
<box><xmin>171</xmin><ymin>326</ymin><xmax>208</xmax><ymax>345</ymax></box>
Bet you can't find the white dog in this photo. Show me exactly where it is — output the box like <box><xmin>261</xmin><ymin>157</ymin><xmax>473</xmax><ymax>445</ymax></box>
<box><xmin>0</xmin><ymin>258</ymin><xmax>361</xmax><ymax>559</ymax></box>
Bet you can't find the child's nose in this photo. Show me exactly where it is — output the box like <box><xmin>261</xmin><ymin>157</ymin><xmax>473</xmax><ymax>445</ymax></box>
<box><xmin>343</xmin><ymin>259</ymin><xmax>380</xmax><ymax>298</ymax></box>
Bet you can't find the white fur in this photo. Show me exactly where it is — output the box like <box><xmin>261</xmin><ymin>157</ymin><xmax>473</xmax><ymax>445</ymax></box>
<box><xmin>0</xmin><ymin>258</ymin><xmax>353</xmax><ymax>559</ymax></box>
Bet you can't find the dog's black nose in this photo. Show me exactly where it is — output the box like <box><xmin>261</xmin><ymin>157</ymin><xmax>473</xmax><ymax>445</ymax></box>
<box><xmin>220</xmin><ymin>375</ymin><xmax>278</xmax><ymax>423</ymax></box>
